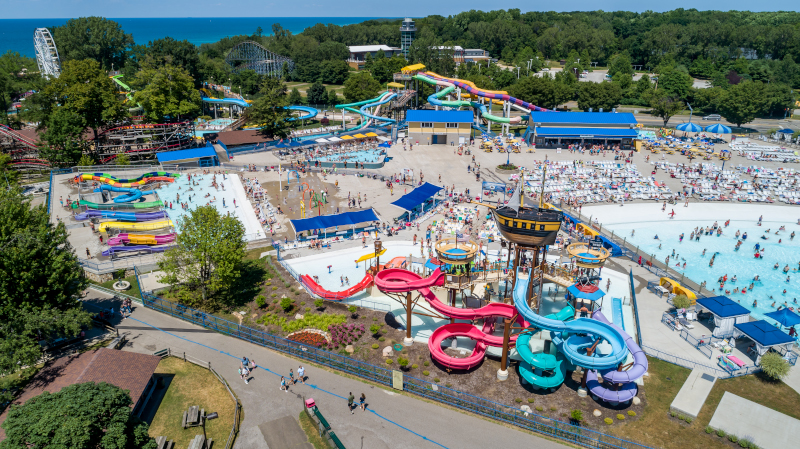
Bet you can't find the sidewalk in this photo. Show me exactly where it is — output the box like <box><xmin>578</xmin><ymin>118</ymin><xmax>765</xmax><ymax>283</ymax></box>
<box><xmin>82</xmin><ymin>289</ymin><xmax>567</xmax><ymax>449</ymax></box>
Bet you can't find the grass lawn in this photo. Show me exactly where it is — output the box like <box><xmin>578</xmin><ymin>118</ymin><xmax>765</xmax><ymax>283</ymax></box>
<box><xmin>298</xmin><ymin>410</ymin><xmax>332</xmax><ymax>449</ymax></box>
<box><xmin>148</xmin><ymin>357</ymin><xmax>236</xmax><ymax>448</ymax></box>
<box><xmin>90</xmin><ymin>275</ymin><xmax>142</xmax><ymax>299</ymax></box>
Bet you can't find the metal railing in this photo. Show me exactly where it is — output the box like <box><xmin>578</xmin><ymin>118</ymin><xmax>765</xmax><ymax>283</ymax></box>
<box><xmin>87</xmin><ymin>284</ymin><xmax>143</xmax><ymax>305</ymax></box>
<box><xmin>139</xmin><ymin>291</ymin><xmax>652</xmax><ymax>449</ymax></box>
<box><xmin>153</xmin><ymin>348</ymin><xmax>240</xmax><ymax>449</ymax></box>
<box><xmin>628</xmin><ymin>270</ymin><xmax>643</xmax><ymax>346</ymax></box>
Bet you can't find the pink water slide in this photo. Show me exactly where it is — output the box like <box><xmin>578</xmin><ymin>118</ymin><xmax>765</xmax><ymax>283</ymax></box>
<box><xmin>374</xmin><ymin>268</ymin><xmax>527</xmax><ymax>369</ymax></box>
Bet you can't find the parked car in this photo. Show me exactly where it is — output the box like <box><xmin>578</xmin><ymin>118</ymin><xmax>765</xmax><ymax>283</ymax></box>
<box><xmin>703</xmin><ymin>114</ymin><xmax>722</xmax><ymax>121</ymax></box>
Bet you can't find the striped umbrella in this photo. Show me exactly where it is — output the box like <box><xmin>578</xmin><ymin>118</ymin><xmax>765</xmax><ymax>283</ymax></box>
<box><xmin>676</xmin><ymin>122</ymin><xmax>702</xmax><ymax>132</ymax></box>
<box><xmin>705</xmin><ymin>123</ymin><xmax>732</xmax><ymax>134</ymax></box>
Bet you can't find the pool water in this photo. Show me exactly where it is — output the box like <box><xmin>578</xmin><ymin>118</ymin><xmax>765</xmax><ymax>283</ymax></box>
<box><xmin>606</xmin><ymin>218</ymin><xmax>800</xmax><ymax>322</ymax></box>
<box><xmin>157</xmin><ymin>173</ymin><xmax>264</xmax><ymax>241</ymax></box>
<box><xmin>314</xmin><ymin>149</ymin><xmax>385</xmax><ymax>164</ymax></box>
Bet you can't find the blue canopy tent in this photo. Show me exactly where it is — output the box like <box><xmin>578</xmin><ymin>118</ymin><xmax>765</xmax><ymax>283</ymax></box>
<box><xmin>777</xmin><ymin>129</ymin><xmax>795</xmax><ymax>135</ymax></box>
<box><xmin>289</xmin><ymin>208</ymin><xmax>379</xmax><ymax>238</ymax></box>
<box><xmin>696</xmin><ymin>296</ymin><xmax>751</xmax><ymax>337</ymax></box>
<box><xmin>733</xmin><ymin>320</ymin><xmax>796</xmax><ymax>364</ymax></box>
<box><xmin>567</xmin><ymin>283</ymin><xmax>606</xmax><ymax>312</ymax></box>
<box><xmin>764</xmin><ymin>308</ymin><xmax>800</xmax><ymax>333</ymax></box>
<box><xmin>390</xmin><ymin>182</ymin><xmax>443</xmax><ymax>220</ymax></box>
<box><xmin>705</xmin><ymin>123</ymin><xmax>732</xmax><ymax>134</ymax></box>
<box><xmin>677</xmin><ymin>122</ymin><xmax>702</xmax><ymax>132</ymax></box>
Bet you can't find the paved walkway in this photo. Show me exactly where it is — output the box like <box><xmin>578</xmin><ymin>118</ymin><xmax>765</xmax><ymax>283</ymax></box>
<box><xmin>81</xmin><ymin>289</ymin><xmax>567</xmax><ymax>449</ymax></box>
<box><xmin>708</xmin><ymin>392</ymin><xmax>800</xmax><ymax>449</ymax></box>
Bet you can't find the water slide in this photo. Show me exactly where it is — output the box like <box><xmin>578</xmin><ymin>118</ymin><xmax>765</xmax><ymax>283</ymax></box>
<box><xmin>78</xmin><ymin>172</ymin><xmax>180</xmax><ymax>188</ymax></box>
<box><xmin>335</xmin><ymin>91</ymin><xmax>396</xmax><ymax>132</ymax></box>
<box><xmin>373</xmin><ymin>267</ymin><xmax>527</xmax><ymax>370</ymax></box>
<box><xmin>111</xmin><ymin>75</ymin><xmax>142</xmax><ymax>112</ymax></box>
<box><xmin>415</xmin><ymin>72</ymin><xmax>520</xmax><ymax>124</ymax></box>
<box><xmin>512</xmin><ymin>268</ymin><xmax>629</xmax><ymax>373</ymax></box>
<box><xmin>93</xmin><ymin>185</ymin><xmax>154</xmax><ymax>203</ymax></box>
<box><xmin>75</xmin><ymin>209</ymin><xmax>168</xmax><ymax>222</ymax></box>
<box><xmin>107</xmin><ymin>233</ymin><xmax>177</xmax><ymax>246</ymax></box>
<box><xmin>300</xmin><ymin>274</ymin><xmax>373</xmax><ymax>300</ymax></box>
<box><xmin>355</xmin><ymin>248</ymin><xmax>387</xmax><ymax>264</ymax></box>
<box><xmin>101</xmin><ymin>245</ymin><xmax>175</xmax><ymax>257</ymax></box>
<box><xmin>77</xmin><ymin>199</ymin><xmax>163</xmax><ymax>210</ymax></box>
<box><xmin>199</xmin><ymin>92</ymin><xmax>317</xmax><ymax>121</ymax></box>
<box><xmin>98</xmin><ymin>220</ymin><xmax>174</xmax><ymax>233</ymax></box>
<box><xmin>585</xmin><ymin>308</ymin><xmax>647</xmax><ymax>403</ymax></box>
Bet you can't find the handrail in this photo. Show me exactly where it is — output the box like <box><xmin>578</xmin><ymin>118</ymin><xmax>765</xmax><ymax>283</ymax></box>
<box><xmin>87</xmin><ymin>284</ymin><xmax>143</xmax><ymax>305</ymax></box>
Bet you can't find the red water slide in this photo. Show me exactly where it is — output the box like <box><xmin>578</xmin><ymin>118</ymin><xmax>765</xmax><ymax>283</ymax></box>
<box><xmin>300</xmin><ymin>274</ymin><xmax>373</xmax><ymax>300</ymax></box>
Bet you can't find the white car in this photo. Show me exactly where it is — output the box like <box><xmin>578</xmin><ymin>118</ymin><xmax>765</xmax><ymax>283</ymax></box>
<box><xmin>703</xmin><ymin>114</ymin><xmax>722</xmax><ymax>121</ymax></box>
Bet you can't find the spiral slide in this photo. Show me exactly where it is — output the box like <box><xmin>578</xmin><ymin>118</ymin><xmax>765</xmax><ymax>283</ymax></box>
<box><xmin>199</xmin><ymin>93</ymin><xmax>317</xmax><ymax>121</ymax></box>
<box><xmin>101</xmin><ymin>245</ymin><xmax>176</xmax><ymax>257</ymax></box>
<box><xmin>75</xmin><ymin>210</ymin><xmax>168</xmax><ymax>222</ymax></box>
<box><xmin>415</xmin><ymin>72</ymin><xmax>520</xmax><ymax>124</ymax></box>
<box><xmin>300</xmin><ymin>274</ymin><xmax>373</xmax><ymax>300</ymax></box>
<box><xmin>373</xmin><ymin>267</ymin><xmax>527</xmax><ymax>370</ymax></box>
<box><xmin>513</xmin><ymin>269</ymin><xmax>635</xmax><ymax>400</ymax></box>
<box><xmin>93</xmin><ymin>185</ymin><xmax>154</xmax><ymax>203</ymax></box>
<box><xmin>585</xmin><ymin>308</ymin><xmax>647</xmax><ymax>403</ymax></box>
<box><xmin>335</xmin><ymin>91</ymin><xmax>396</xmax><ymax>132</ymax></box>
<box><xmin>108</xmin><ymin>233</ymin><xmax>177</xmax><ymax>246</ymax></box>
<box><xmin>77</xmin><ymin>199</ymin><xmax>163</xmax><ymax>210</ymax></box>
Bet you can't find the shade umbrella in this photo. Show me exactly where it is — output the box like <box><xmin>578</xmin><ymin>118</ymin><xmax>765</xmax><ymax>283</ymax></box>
<box><xmin>676</xmin><ymin>122</ymin><xmax>702</xmax><ymax>132</ymax></box>
<box><xmin>765</xmin><ymin>308</ymin><xmax>800</xmax><ymax>329</ymax></box>
<box><xmin>777</xmin><ymin>129</ymin><xmax>794</xmax><ymax>134</ymax></box>
<box><xmin>705</xmin><ymin>123</ymin><xmax>732</xmax><ymax>134</ymax></box>
<box><xmin>566</xmin><ymin>283</ymin><xmax>606</xmax><ymax>302</ymax></box>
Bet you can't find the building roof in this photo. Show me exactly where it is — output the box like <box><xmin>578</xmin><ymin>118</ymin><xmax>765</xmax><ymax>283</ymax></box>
<box><xmin>432</xmin><ymin>46</ymin><xmax>464</xmax><ymax>51</ymax></box>
<box><xmin>0</xmin><ymin>348</ymin><xmax>161</xmax><ymax>439</ymax></box>
<box><xmin>530</xmin><ymin>111</ymin><xmax>638</xmax><ymax>126</ymax></box>
<box><xmin>734</xmin><ymin>320</ymin><xmax>795</xmax><ymax>347</ymax></box>
<box><xmin>407</xmin><ymin>110</ymin><xmax>473</xmax><ymax>123</ymax></box>
<box><xmin>290</xmin><ymin>209</ymin><xmax>380</xmax><ymax>234</ymax></box>
<box><xmin>156</xmin><ymin>147</ymin><xmax>217</xmax><ymax>163</ymax></box>
<box><xmin>696</xmin><ymin>296</ymin><xmax>751</xmax><ymax>318</ymax></box>
<box><xmin>215</xmin><ymin>129</ymin><xmax>272</xmax><ymax>147</ymax></box>
<box><xmin>533</xmin><ymin>127</ymin><xmax>639</xmax><ymax>138</ymax></box>
<box><xmin>391</xmin><ymin>182</ymin><xmax>443</xmax><ymax>211</ymax></box>
<box><xmin>349</xmin><ymin>45</ymin><xmax>398</xmax><ymax>53</ymax></box>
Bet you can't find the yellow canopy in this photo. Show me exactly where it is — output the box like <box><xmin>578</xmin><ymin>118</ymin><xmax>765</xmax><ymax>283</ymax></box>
<box><xmin>401</xmin><ymin>63</ymin><xmax>425</xmax><ymax>73</ymax></box>
<box><xmin>353</xmin><ymin>133</ymin><xmax>367</xmax><ymax>138</ymax></box>
<box><xmin>365</xmin><ymin>132</ymin><xmax>378</xmax><ymax>137</ymax></box>
<box><xmin>356</xmin><ymin>248</ymin><xmax>387</xmax><ymax>263</ymax></box>
<box><xmin>660</xmin><ymin>278</ymin><xmax>697</xmax><ymax>301</ymax></box>
<box><xmin>387</xmin><ymin>82</ymin><xmax>404</xmax><ymax>88</ymax></box>
<box><xmin>340</xmin><ymin>135</ymin><xmax>354</xmax><ymax>140</ymax></box>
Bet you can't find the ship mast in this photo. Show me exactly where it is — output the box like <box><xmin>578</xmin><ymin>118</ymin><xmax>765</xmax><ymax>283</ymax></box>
<box><xmin>539</xmin><ymin>165</ymin><xmax>547</xmax><ymax>209</ymax></box>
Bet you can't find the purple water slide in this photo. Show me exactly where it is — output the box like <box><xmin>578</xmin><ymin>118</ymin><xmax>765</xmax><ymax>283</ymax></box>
<box><xmin>74</xmin><ymin>209</ymin><xmax>168</xmax><ymax>222</ymax></box>
<box><xmin>431</xmin><ymin>75</ymin><xmax>551</xmax><ymax>112</ymax></box>
<box><xmin>107</xmin><ymin>233</ymin><xmax>177</xmax><ymax>246</ymax></box>
<box><xmin>586</xmin><ymin>370</ymin><xmax>638</xmax><ymax>403</ymax></box>
<box><xmin>101</xmin><ymin>245</ymin><xmax>175</xmax><ymax>257</ymax></box>
<box><xmin>107</xmin><ymin>233</ymin><xmax>128</xmax><ymax>246</ymax></box>
<box><xmin>592</xmin><ymin>308</ymin><xmax>648</xmax><ymax>383</ymax></box>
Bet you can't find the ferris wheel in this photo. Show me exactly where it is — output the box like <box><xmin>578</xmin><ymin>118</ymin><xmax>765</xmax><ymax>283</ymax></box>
<box><xmin>34</xmin><ymin>28</ymin><xmax>61</xmax><ymax>78</ymax></box>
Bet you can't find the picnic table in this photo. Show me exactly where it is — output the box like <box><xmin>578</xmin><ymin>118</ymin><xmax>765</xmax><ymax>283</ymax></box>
<box><xmin>182</xmin><ymin>405</ymin><xmax>205</xmax><ymax>429</ymax></box>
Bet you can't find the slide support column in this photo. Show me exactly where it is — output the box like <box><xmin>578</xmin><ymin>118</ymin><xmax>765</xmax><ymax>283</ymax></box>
<box><xmin>497</xmin><ymin>318</ymin><xmax>511</xmax><ymax>381</ymax></box>
<box><xmin>404</xmin><ymin>291</ymin><xmax>413</xmax><ymax>346</ymax></box>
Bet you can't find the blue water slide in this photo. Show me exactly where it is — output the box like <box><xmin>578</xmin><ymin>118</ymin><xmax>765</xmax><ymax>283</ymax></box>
<box><xmin>359</xmin><ymin>92</ymin><xmax>397</xmax><ymax>124</ymax></box>
<box><xmin>94</xmin><ymin>185</ymin><xmax>153</xmax><ymax>203</ymax></box>
<box><xmin>199</xmin><ymin>93</ymin><xmax>318</xmax><ymax>120</ymax></box>
<box><xmin>512</xmin><ymin>268</ymin><xmax>629</xmax><ymax>371</ymax></box>
<box><xmin>286</xmin><ymin>105</ymin><xmax>318</xmax><ymax>121</ymax></box>
<box><xmin>200</xmin><ymin>96</ymin><xmax>250</xmax><ymax>108</ymax></box>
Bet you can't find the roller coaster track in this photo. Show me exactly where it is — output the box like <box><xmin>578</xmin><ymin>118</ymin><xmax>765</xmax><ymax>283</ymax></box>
<box><xmin>225</xmin><ymin>41</ymin><xmax>294</xmax><ymax>78</ymax></box>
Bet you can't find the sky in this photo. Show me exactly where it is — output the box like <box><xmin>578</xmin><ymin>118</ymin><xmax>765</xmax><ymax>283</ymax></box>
<box><xmin>1</xmin><ymin>0</ymin><xmax>797</xmax><ymax>18</ymax></box>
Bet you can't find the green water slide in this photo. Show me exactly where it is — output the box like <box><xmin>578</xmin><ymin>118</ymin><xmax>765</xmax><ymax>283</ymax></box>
<box><xmin>413</xmin><ymin>74</ymin><xmax>473</xmax><ymax>109</ymax></box>
<box><xmin>111</xmin><ymin>75</ymin><xmax>143</xmax><ymax>112</ymax></box>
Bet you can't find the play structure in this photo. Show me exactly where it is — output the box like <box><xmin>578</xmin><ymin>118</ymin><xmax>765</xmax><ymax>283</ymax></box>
<box><xmin>413</xmin><ymin>71</ymin><xmax>550</xmax><ymax>136</ymax></box>
<box><xmin>659</xmin><ymin>277</ymin><xmax>698</xmax><ymax>303</ymax></box>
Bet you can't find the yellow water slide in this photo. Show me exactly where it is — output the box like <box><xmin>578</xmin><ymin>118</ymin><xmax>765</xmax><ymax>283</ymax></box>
<box><xmin>99</xmin><ymin>220</ymin><xmax>175</xmax><ymax>233</ymax></box>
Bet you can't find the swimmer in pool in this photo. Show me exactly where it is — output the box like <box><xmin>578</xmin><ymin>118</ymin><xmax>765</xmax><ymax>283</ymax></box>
<box><xmin>731</xmin><ymin>275</ymin><xmax>737</xmax><ymax>283</ymax></box>
<box><xmin>775</xmin><ymin>263</ymin><xmax>780</xmax><ymax>270</ymax></box>
<box><xmin>753</xmin><ymin>300</ymin><xmax>757</xmax><ymax>307</ymax></box>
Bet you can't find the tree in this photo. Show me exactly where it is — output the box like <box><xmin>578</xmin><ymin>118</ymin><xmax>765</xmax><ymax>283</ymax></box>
<box><xmin>157</xmin><ymin>205</ymin><xmax>246</xmax><ymax>309</ymax></box>
<box><xmin>306</xmin><ymin>81</ymin><xmax>327</xmax><ymax>106</ymax></box>
<box><xmin>115</xmin><ymin>154</ymin><xmax>131</xmax><ymax>166</ymax></box>
<box><xmin>0</xmin><ymin>187</ymin><xmax>91</xmax><ymax>375</ymax></box>
<box><xmin>320</xmin><ymin>60</ymin><xmax>350</xmax><ymax>85</ymax></box>
<box><xmin>134</xmin><ymin>37</ymin><xmax>200</xmax><ymax>81</ymax></box>
<box><xmin>77</xmin><ymin>154</ymin><xmax>95</xmax><ymax>167</ymax></box>
<box><xmin>0</xmin><ymin>154</ymin><xmax>19</xmax><ymax>186</ymax></box>
<box><xmin>508</xmin><ymin>74</ymin><xmax>573</xmax><ymax>110</ymax></box>
<box><xmin>657</xmin><ymin>68</ymin><xmax>694</xmax><ymax>100</ymax></box>
<box><xmin>38</xmin><ymin>109</ymin><xmax>86</xmax><ymax>167</ymax></box>
<box><xmin>132</xmin><ymin>63</ymin><xmax>201</xmax><ymax>122</ymax></box>
<box><xmin>760</xmin><ymin>351</ymin><xmax>790</xmax><ymax>380</ymax></box>
<box><xmin>327</xmin><ymin>90</ymin><xmax>340</xmax><ymax>106</ymax></box>
<box><xmin>608</xmin><ymin>53</ymin><xmax>634</xmax><ymax>79</ymax></box>
<box><xmin>672</xmin><ymin>294</ymin><xmax>692</xmax><ymax>310</ymax></box>
<box><xmin>719</xmin><ymin>81</ymin><xmax>767</xmax><ymax>128</ymax></box>
<box><xmin>42</xmin><ymin>59</ymin><xmax>127</xmax><ymax>139</ymax></box>
<box><xmin>247</xmin><ymin>77</ymin><xmax>292</xmax><ymax>139</ymax></box>
<box><xmin>577</xmin><ymin>82</ymin><xmax>622</xmax><ymax>112</ymax></box>
<box><xmin>0</xmin><ymin>382</ymin><xmax>156</xmax><ymax>448</ymax></box>
<box><xmin>288</xmin><ymin>87</ymin><xmax>303</xmax><ymax>105</ymax></box>
<box><xmin>51</xmin><ymin>17</ymin><xmax>133</xmax><ymax>70</ymax></box>
<box><xmin>649</xmin><ymin>91</ymin><xmax>684</xmax><ymax>126</ymax></box>
<box><xmin>343</xmin><ymin>71</ymin><xmax>381</xmax><ymax>103</ymax></box>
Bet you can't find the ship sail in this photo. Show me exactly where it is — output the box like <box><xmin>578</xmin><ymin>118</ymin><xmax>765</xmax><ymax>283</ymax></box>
<box><xmin>505</xmin><ymin>178</ymin><xmax>522</xmax><ymax>214</ymax></box>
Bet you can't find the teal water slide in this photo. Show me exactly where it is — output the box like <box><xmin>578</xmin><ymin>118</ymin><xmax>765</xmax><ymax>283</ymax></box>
<box><xmin>512</xmin><ymin>268</ymin><xmax>630</xmax><ymax>390</ymax></box>
<box><xmin>335</xmin><ymin>92</ymin><xmax>396</xmax><ymax>132</ymax></box>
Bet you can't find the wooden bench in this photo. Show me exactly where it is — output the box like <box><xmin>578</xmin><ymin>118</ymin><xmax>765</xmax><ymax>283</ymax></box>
<box><xmin>187</xmin><ymin>434</ymin><xmax>213</xmax><ymax>449</ymax></box>
<box><xmin>155</xmin><ymin>436</ymin><xmax>174</xmax><ymax>449</ymax></box>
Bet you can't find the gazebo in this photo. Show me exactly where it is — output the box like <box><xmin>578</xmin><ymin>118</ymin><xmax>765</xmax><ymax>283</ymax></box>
<box><xmin>733</xmin><ymin>321</ymin><xmax>795</xmax><ymax>364</ymax></box>
<box><xmin>695</xmin><ymin>296</ymin><xmax>751</xmax><ymax>337</ymax></box>
<box><xmin>567</xmin><ymin>283</ymin><xmax>605</xmax><ymax>315</ymax></box>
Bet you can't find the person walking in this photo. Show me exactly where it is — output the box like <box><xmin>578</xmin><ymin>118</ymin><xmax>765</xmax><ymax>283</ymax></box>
<box><xmin>242</xmin><ymin>366</ymin><xmax>250</xmax><ymax>384</ymax></box>
<box><xmin>359</xmin><ymin>393</ymin><xmax>366</xmax><ymax>411</ymax></box>
<box><xmin>347</xmin><ymin>392</ymin><xmax>355</xmax><ymax>414</ymax></box>
<box><xmin>280</xmin><ymin>376</ymin><xmax>288</xmax><ymax>392</ymax></box>
<box><xmin>297</xmin><ymin>365</ymin><xmax>305</xmax><ymax>384</ymax></box>
<box><xmin>289</xmin><ymin>368</ymin><xmax>296</xmax><ymax>385</ymax></box>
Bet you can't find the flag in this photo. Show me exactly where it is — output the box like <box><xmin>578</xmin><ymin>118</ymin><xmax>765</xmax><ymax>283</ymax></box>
<box><xmin>456</xmin><ymin>231</ymin><xmax>469</xmax><ymax>243</ymax></box>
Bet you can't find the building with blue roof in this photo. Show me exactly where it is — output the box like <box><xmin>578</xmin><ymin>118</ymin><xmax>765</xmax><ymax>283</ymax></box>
<box><xmin>156</xmin><ymin>147</ymin><xmax>219</xmax><ymax>167</ymax></box>
<box><xmin>525</xmin><ymin>111</ymin><xmax>639</xmax><ymax>150</ymax></box>
<box><xmin>407</xmin><ymin>110</ymin><xmax>472</xmax><ymax>145</ymax></box>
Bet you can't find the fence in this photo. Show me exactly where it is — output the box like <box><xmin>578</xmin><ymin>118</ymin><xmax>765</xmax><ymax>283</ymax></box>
<box><xmin>153</xmin><ymin>348</ymin><xmax>240</xmax><ymax>449</ymax></box>
<box><xmin>628</xmin><ymin>270</ymin><xmax>643</xmax><ymax>347</ymax></box>
<box><xmin>139</xmin><ymin>292</ymin><xmax>653</xmax><ymax>449</ymax></box>
<box><xmin>88</xmin><ymin>283</ymin><xmax>143</xmax><ymax>305</ymax></box>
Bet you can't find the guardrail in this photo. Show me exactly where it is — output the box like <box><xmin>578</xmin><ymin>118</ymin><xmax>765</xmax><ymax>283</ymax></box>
<box><xmin>153</xmin><ymin>348</ymin><xmax>240</xmax><ymax>449</ymax></box>
<box><xmin>628</xmin><ymin>270</ymin><xmax>643</xmax><ymax>347</ymax></box>
<box><xmin>139</xmin><ymin>291</ymin><xmax>653</xmax><ymax>449</ymax></box>
<box><xmin>87</xmin><ymin>284</ymin><xmax>143</xmax><ymax>305</ymax></box>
